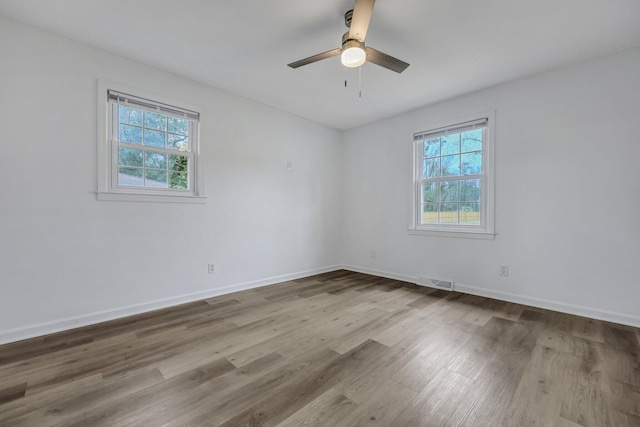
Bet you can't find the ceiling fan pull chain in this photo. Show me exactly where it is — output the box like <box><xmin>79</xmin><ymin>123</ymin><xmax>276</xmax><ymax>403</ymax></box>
<box><xmin>345</xmin><ymin>65</ymin><xmax>348</xmax><ymax>88</ymax></box>
<box><xmin>359</xmin><ymin>66</ymin><xmax>362</xmax><ymax>98</ymax></box>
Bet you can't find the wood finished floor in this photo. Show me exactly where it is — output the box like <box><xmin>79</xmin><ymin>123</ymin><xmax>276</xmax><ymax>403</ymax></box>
<box><xmin>1</xmin><ymin>271</ymin><xmax>639</xmax><ymax>427</ymax></box>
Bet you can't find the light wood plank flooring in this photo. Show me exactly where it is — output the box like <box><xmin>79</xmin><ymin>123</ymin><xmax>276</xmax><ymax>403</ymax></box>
<box><xmin>1</xmin><ymin>270</ymin><xmax>639</xmax><ymax>426</ymax></box>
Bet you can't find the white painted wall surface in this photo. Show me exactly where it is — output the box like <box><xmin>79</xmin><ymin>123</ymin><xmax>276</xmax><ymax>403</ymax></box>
<box><xmin>0</xmin><ymin>16</ymin><xmax>342</xmax><ymax>343</ymax></box>
<box><xmin>341</xmin><ymin>47</ymin><xmax>640</xmax><ymax>326</ymax></box>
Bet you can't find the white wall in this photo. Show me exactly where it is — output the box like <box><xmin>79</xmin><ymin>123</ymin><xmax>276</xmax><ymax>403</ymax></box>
<box><xmin>341</xmin><ymin>46</ymin><xmax>640</xmax><ymax>326</ymax></box>
<box><xmin>0</xmin><ymin>16</ymin><xmax>343</xmax><ymax>343</ymax></box>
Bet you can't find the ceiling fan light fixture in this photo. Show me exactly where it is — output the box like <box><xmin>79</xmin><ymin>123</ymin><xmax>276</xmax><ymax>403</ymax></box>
<box><xmin>341</xmin><ymin>40</ymin><xmax>366</xmax><ymax>68</ymax></box>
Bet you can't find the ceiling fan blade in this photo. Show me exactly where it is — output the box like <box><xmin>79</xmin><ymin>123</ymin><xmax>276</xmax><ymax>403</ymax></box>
<box><xmin>287</xmin><ymin>48</ymin><xmax>342</xmax><ymax>69</ymax></box>
<box><xmin>365</xmin><ymin>47</ymin><xmax>409</xmax><ymax>73</ymax></box>
<box><xmin>349</xmin><ymin>0</ymin><xmax>375</xmax><ymax>42</ymax></box>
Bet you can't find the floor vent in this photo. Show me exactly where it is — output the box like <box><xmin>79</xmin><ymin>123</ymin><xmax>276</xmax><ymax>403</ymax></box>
<box><xmin>416</xmin><ymin>277</ymin><xmax>454</xmax><ymax>291</ymax></box>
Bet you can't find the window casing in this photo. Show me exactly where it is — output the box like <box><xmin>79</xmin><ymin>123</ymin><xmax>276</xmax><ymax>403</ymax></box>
<box><xmin>97</xmin><ymin>81</ymin><xmax>205</xmax><ymax>203</ymax></box>
<box><xmin>411</xmin><ymin>113</ymin><xmax>494</xmax><ymax>238</ymax></box>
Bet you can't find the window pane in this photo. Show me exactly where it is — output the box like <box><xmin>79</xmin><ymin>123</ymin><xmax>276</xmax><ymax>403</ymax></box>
<box><xmin>440</xmin><ymin>203</ymin><xmax>458</xmax><ymax>224</ymax></box>
<box><xmin>119</xmin><ymin>106</ymin><xmax>143</xmax><ymax>126</ymax></box>
<box><xmin>440</xmin><ymin>181</ymin><xmax>459</xmax><ymax>203</ymax></box>
<box><xmin>460</xmin><ymin>179</ymin><xmax>481</xmax><ymax>203</ymax></box>
<box><xmin>118</xmin><ymin>148</ymin><xmax>143</xmax><ymax>167</ymax></box>
<box><xmin>169</xmin><ymin>155</ymin><xmax>189</xmax><ymax>189</ymax></box>
<box><xmin>441</xmin><ymin>155</ymin><xmax>460</xmax><ymax>176</ymax></box>
<box><xmin>168</xmin><ymin>133</ymin><xmax>189</xmax><ymax>151</ymax></box>
<box><xmin>461</xmin><ymin>151</ymin><xmax>482</xmax><ymax>175</ymax></box>
<box><xmin>422</xmin><ymin>182</ymin><xmax>438</xmax><ymax>204</ymax></box>
<box><xmin>422</xmin><ymin>203</ymin><xmax>438</xmax><ymax>224</ymax></box>
<box><xmin>169</xmin><ymin>154</ymin><xmax>188</xmax><ymax>170</ymax></box>
<box><xmin>441</xmin><ymin>134</ymin><xmax>460</xmax><ymax>155</ymax></box>
<box><xmin>119</xmin><ymin>124</ymin><xmax>142</xmax><ymax>144</ymax></box>
<box><xmin>168</xmin><ymin>117</ymin><xmax>189</xmax><ymax>135</ymax></box>
<box><xmin>145</xmin><ymin>152</ymin><xmax>167</xmax><ymax>169</ymax></box>
<box><xmin>422</xmin><ymin>158</ymin><xmax>440</xmax><ymax>178</ymax></box>
<box><xmin>144</xmin><ymin>111</ymin><xmax>167</xmax><ymax>131</ymax></box>
<box><xmin>169</xmin><ymin>173</ymin><xmax>189</xmax><ymax>189</ymax></box>
<box><xmin>460</xmin><ymin>203</ymin><xmax>481</xmax><ymax>225</ymax></box>
<box><xmin>145</xmin><ymin>170</ymin><xmax>168</xmax><ymax>187</ymax></box>
<box><xmin>118</xmin><ymin>167</ymin><xmax>143</xmax><ymax>186</ymax></box>
<box><xmin>144</xmin><ymin>129</ymin><xmax>166</xmax><ymax>148</ymax></box>
<box><xmin>423</xmin><ymin>138</ymin><xmax>440</xmax><ymax>158</ymax></box>
<box><xmin>461</xmin><ymin>129</ymin><xmax>482</xmax><ymax>153</ymax></box>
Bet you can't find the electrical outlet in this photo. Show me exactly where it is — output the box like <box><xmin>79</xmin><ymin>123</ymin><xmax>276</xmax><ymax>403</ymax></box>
<box><xmin>208</xmin><ymin>263</ymin><xmax>216</xmax><ymax>274</ymax></box>
<box><xmin>499</xmin><ymin>265</ymin><xmax>509</xmax><ymax>276</ymax></box>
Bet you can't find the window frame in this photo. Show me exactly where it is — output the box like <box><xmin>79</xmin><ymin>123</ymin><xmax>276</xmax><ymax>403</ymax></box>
<box><xmin>96</xmin><ymin>80</ymin><xmax>206</xmax><ymax>203</ymax></box>
<box><xmin>410</xmin><ymin>111</ymin><xmax>495</xmax><ymax>239</ymax></box>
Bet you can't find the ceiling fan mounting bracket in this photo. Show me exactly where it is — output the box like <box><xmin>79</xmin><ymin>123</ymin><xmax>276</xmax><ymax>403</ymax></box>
<box><xmin>344</xmin><ymin>9</ymin><xmax>354</xmax><ymax>28</ymax></box>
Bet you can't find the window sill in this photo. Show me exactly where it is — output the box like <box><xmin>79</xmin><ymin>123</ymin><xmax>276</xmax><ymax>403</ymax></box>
<box><xmin>96</xmin><ymin>191</ymin><xmax>206</xmax><ymax>204</ymax></box>
<box><xmin>408</xmin><ymin>228</ymin><xmax>495</xmax><ymax>240</ymax></box>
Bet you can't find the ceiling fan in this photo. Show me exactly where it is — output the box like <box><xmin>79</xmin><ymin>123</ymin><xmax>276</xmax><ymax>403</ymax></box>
<box><xmin>287</xmin><ymin>0</ymin><xmax>409</xmax><ymax>73</ymax></box>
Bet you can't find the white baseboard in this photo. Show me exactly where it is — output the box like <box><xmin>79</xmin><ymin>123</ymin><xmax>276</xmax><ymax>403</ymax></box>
<box><xmin>453</xmin><ymin>282</ymin><xmax>640</xmax><ymax>328</ymax></box>
<box><xmin>342</xmin><ymin>265</ymin><xmax>640</xmax><ymax>329</ymax></box>
<box><xmin>341</xmin><ymin>264</ymin><xmax>416</xmax><ymax>284</ymax></box>
<box><xmin>4</xmin><ymin>264</ymin><xmax>638</xmax><ymax>345</ymax></box>
<box><xmin>0</xmin><ymin>265</ymin><xmax>342</xmax><ymax>345</ymax></box>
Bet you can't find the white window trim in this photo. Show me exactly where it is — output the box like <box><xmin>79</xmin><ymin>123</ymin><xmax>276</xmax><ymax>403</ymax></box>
<box><xmin>96</xmin><ymin>79</ymin><xmax>206</xmax><ymax>204</ymax></box>
<box><xmin>409</xmin><ymin>110</ymin><xmax>495</xmax><ymax>239</ymax></box>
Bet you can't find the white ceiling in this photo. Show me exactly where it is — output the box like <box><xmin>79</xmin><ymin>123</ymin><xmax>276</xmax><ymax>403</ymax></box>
<box><xmin>2</xmin><ymin>0</ymin><xmax>640</xmax><ymax>130</ymax></box>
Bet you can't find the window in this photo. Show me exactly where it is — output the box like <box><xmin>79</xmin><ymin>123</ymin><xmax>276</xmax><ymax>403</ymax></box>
<box><xmin>97</xmin><ymin>81</ymin><xmax>204</xmax><ymax>203</ymax></box>
<box><xmin>411</xmin><ymin>113</ymin><xmax>494</xmax><ymax>238</ymax></box>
